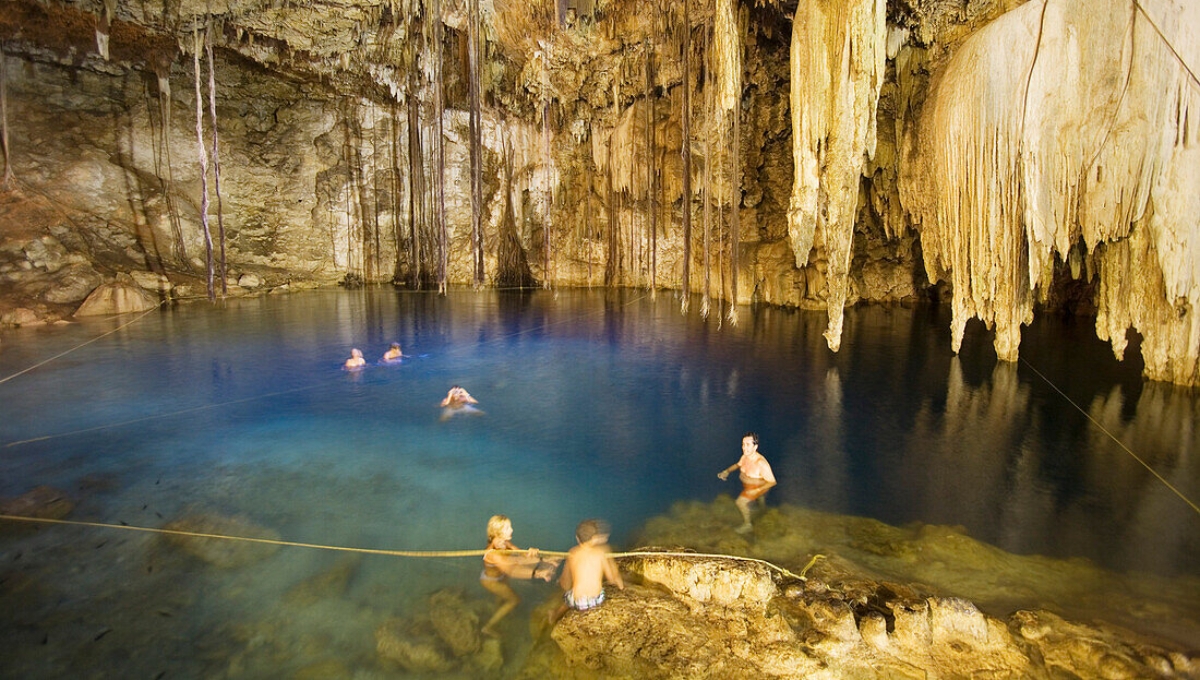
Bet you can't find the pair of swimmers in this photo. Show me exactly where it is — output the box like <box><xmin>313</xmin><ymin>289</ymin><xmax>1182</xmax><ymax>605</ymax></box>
<box><xmin>343</xmin><ymin>343</ymin><xmax>404</xmax><ymax>370</ymax></box>
<box><xmin>479</xmin><ymin>515</ymin><xmax>623</xmax><ymax>637</ymax></box>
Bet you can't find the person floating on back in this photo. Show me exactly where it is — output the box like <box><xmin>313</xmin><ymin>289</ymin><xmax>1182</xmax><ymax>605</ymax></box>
<box><xmin>382</xmin><ymin>342</ymin><xmax>403</xmax><ymax>362</ymax></box>
<box><xmin>551</xmin><ymin>518</ymin><xmax>624</xmax><ymax>624</ymax></box>
<box><xmin>479</xmin><ymin>514</ymin><xmax>558</xmax><ymax>638</ymax></box>
<box><xmin>343</xmin><ymin>348</ymin><xmax>366</xmax><ymax>370</ymax></box>
<box><xmin>440</xmin><ymin>385</ymin><xmax>482</xmax><ymax>420</ymax></box>
<box><xmin>717</xmin><ymin>432</ymin><xmax>776</xmax><ymax>534</ymax></box>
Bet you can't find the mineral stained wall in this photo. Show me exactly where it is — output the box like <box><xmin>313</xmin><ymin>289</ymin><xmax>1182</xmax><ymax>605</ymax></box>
<box><xmin>0</xmin><ymin>0</ymin><xmax>1196</xmax><ymax>385</ymax></box>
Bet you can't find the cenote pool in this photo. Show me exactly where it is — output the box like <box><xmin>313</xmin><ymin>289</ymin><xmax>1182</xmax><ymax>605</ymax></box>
<box><xmin>1</xmin><ymin>288</ymin><xmax>1197</xmax><ymax>677</ymax></box>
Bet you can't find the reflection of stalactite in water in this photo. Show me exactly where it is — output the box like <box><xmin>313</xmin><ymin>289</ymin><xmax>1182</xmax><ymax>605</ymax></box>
<box><xmin>902</xmin><ymin>359</ymin><xmax>1042</xmax><ymax>546</ymax></box>
<box><xmin>204</xmin><ymin>30</ymin><xmax>227</xmax><ymax>294</ymax></box>
<box><xmin>191</xmin><ymin>29</ymin><xmax>215</xmax><ymax>300</ymax></box>
<box><xmin>1085</xmin><ymin>382</ymin><xmax>1199</xmax><ymax>571</ymax></box>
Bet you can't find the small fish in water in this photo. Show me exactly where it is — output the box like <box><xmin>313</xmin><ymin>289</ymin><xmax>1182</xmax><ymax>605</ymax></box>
<box><xmin>156</xmin><ymin>610</ymin><xmax>172</xmax><ymax>618</ymax></box>
<box><xmin>154</xmin><ymin>671</ymin><xmax>166</xmax><ymax>680</ymax></box>
<box><xmin>142</xmin><ymin>505</ymin><xmax>147</xmax><ymax>511</ymax></box>
<box><xmin>41</xmin><ymin>634</ymin><xmax>48</xmax><ymax>645</ymax></box>
<box><xmin>155</xmin><ymin>512</ymin><xmax>163</xmax><ymax>519</ymax></box>
<box><xmin>119</xmin><ymin>521</ymin><xmax>128</xmax><ymax>526</ymax></box>
<box><xmin>94</xmin><ymin>628</ymin><xmax>111</xmax><ymax>641</ymax></box>
<box><xmin>95</xmin><ymin>541</ymin><xmax>107</xmax><ymax>550</ymax></box>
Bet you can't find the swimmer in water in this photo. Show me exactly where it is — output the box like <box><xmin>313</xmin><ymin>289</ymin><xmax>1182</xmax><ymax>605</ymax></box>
<box><xmin>382</xmin><ymin>342</ymin><xmax>403</xmax><ymax>362</ymax></box>
<box><xmin>344</xmin><ymin>348</ymin><xmax>366</xmax><ymax>370</ymax></box>
<box><xmin>717</xmin><ymin>432</ymin><xmax>776</xmax><ymax>534</ymax></box>
<box><xmin>440</xmin><ymin>385</ymin><xmax>482</xmax><ymax>420</ymax></box>
<box><xmin>479</xmin><ymin>515</ymin><xmax>558</xmax><ymax>637</ymax></box>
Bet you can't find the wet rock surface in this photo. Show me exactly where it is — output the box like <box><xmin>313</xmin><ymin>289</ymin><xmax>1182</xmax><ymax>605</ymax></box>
<box><xmin>519</xmin><ymin>500</ymin><xmax>1199</xmax><ymax>679</ymax></box>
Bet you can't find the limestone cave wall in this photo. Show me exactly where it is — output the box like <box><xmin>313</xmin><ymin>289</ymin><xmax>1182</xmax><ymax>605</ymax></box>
<box><xmin>0</xmin><ymin>0</ymin><xmax>1196</xmax><ymax>386</ymax></box>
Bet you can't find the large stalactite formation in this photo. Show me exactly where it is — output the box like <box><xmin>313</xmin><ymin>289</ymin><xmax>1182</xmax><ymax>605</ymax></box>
<box><xmin>0</xmin><ymin>0</ymin><xmax>1197</xmax><ymax>386</ymax></box>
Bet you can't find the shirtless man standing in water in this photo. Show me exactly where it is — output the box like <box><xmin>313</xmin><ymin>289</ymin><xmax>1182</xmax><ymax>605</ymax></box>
<box><xmin>718</xmin><ymin>432</ymin><xmax>777</xmax><ymax>534</ymax></box>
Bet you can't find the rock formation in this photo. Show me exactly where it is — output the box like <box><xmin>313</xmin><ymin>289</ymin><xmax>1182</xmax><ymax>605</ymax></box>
<box><xmin>0</xmin><ymin>0</ymin><xmax>1196</xmax><ymax>384</ymax></box>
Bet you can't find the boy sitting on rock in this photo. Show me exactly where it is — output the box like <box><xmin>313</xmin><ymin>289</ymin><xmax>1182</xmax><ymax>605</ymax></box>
<box><xmin>551</xmin><ymin>519</ymin><xmax>624</xmax><ymax>622</ymax></box>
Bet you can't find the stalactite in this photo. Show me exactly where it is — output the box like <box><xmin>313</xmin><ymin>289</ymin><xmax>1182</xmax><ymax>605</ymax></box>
<box><xmin>787</xmin><ymin>0</ymin><xmax>886</xmax><ymax>351</ymax></box>
<box><xmin>156</xmin><ymin>66</ymin><xmax>188</xmax><ymax>265</ymax></box>
<box><xmin>205</xmin><ymin>29</ymin><xmax>226</xmax><ymax>295</ymax></box>
<box><xmin>368</xmin><ymin>99</ymin><xmax>381</xmax><ymax>280</ymax></box>
<box><xmin>191</xmin><ymin>30</ymin><xmax>214</xmax><ymax>301</ymax></box>
<box><xmin>729</xmin><ymin>96</ymin><xmax>740</xmax><ymax>325</ymax></box>
<box><xmin>0</xmin><ymin>50</ymin><xmax>11</xmax><ymax>188</ymax></box>
<box><xmin>390</xmin><ymin>102</ymin><xmax>404</xmax><ymax>283</ymax></box>
<box><xmin>432</xmin><ymin>0</ymin><xmax>448</xmax><ymax>292</ymax></box>
<box><xmin>542</xmin><ymin>45</ymin><xmax>553</xmax><ymax>289</ymax></box>
<box><xmin>645</xmin><ymin>35</ymin><xmax>658</xmax><ymax>298</ymax></box>
<box><xmin>901</xmin><ymin>0</ymin><xmax>1200</xmax><ymax>385</ymax></box>
<box><xmin>680</xmin><ymin>0</ymin><xmax>693</xmax><ymax>313</ymax></box>
<box><xmin>605</xmin><ymin>80</ymin><xmax>618</xmax><ymax>287</ymax></box>
<box><xmin>725</xmin><ymin>3</ymin><xmax>744</xmax><ymax>326</ymax></box>
<box><xmin>700</xmin><ymin>6</ymin><xmax>712</xmax><ymax>321</ymax></box>
<box><xmin>405</xmin><ymin>51</ymin><xmax>426</xmax><ymax>289</ymax></box>
<box><xmin>585</xmin><ymin>151</ymin><xmax>593</xmax><ymax>286</ymax></box>
<box><xmin>468</xmin><ymin>0</ymin><xmax>484</xmax><ymax>288</ymax></box>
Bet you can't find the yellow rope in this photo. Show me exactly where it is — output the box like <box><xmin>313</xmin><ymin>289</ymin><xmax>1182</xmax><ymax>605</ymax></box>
<box><xmin>1020</xmin><ymin>358</ymin><xmax>1200</xmax><ymax>516</ymax></box>
<box><xmin>0</xmin><ymin>513</ymin><xmax>821</xmax><ymax>580</ymax></box>
<box><xmin>0</xmin><ymin>299</ymin><xmax>167</xmax><ymax>386</ymax></box>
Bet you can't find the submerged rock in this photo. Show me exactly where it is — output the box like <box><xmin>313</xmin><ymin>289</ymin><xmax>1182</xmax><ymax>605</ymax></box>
<box><xmin>284</xmin><ymin>556</ymin><xmax>360</xmax><ymax>606</ymax></box>
<box><xmin>0</xmin><ymin>485</ymin><xmax>74</xmax><ymax>521</ymax></box>
<box><xmin>374</xmin><ymin>617</ymin><xmax>456</xmax><ymax>673</ymax></box>
<box><xmin>428</xmin><ymin>589</ymin><xmax>481</xmax><ymax>657</ymax></box>
<box><xmin>161</xmin><ymin>513</ymin><xmax>281</xmax><ymax>568</ymax></box>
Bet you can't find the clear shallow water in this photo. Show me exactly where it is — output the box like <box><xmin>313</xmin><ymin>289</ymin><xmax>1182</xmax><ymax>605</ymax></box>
<box><xmin>1</xmin><ymin>288</ymin><xmax>1197</xmax><ymax>676</ymax></box>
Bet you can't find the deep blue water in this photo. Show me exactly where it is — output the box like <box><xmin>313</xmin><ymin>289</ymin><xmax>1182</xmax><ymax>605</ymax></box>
<box><xmin>1</xmin><ymin>289</ymin><xmax>1197</xmax><ymax>675</ymax></box>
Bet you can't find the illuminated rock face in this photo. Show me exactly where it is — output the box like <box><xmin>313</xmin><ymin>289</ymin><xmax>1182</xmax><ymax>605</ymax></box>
<box><xmin>0</xmin><ymin>0</ymin><xmax>1196</xmax><ymax>384</ymax></box>
<box><xmin>540</xmin><ymin>552</ymin><xmax>1197</xmax><ymax>679</ymax></box>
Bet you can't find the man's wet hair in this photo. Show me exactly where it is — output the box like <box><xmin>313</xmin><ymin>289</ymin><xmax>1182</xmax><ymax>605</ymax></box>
<box><xmin>576</xmin><ymin>518</ymin><xmax>610</xmax><ymax>543</ymax></box>
<box><xmin>743</xmin><ymin>431</ymin><xmax>759</xmax><ymax>445</ymax></box>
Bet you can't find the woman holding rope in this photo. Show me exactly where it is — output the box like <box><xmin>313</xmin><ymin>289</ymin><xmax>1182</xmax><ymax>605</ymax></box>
<box><xmin>479</xmin><ymin>515</ymin><xmax>559</xmax><ymax>637</ymax></box>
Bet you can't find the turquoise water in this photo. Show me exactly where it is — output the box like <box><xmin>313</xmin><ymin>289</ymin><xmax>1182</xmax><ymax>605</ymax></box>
<box><xmin>1</xmin><ymin>289</ymin><xmax>1197</xmax><ymax>676</ymax></box>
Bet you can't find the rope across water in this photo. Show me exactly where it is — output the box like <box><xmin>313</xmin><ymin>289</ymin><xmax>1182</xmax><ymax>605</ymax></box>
<box><xmin>0</xmin><ymin>513</ymin><xmax>823</xmax><ymax>582</ymax></box>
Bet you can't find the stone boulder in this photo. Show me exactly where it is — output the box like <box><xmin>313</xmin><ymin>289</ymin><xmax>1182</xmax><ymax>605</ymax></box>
<box><xmin>161</xmin><ymin>513</ymin><xmax>281</xmax><ymax>568</ymax></box>
<box><xmin>74</xmin><ymin>281</ymin><xmax>159</xmax><ymax>316</ymax></box>
<box><xmin>539</xmin><ymin>554</ymin><xmax>1198</xmax><ymax>679</ymax></box>
<box><xmin>0</xmin><ymin>307</ymin><xmax>44</xmax><ymax>326</ymax></box>
<box><xmin>42</xmin><ymin>262</ymin><xmax>103</xmax><ymax>303</ymax></box>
